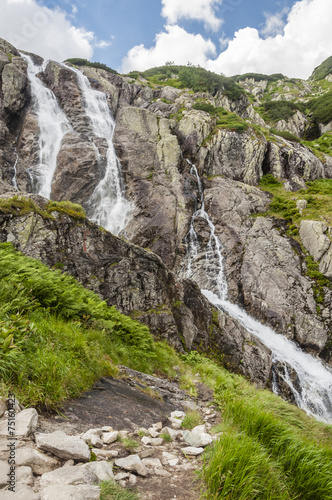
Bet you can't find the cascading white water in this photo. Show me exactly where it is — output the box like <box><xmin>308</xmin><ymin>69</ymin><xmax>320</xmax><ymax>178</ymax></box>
<box><xmin>67</xmin><ymin>66</ymin><xmax>132</xmax><ymax>236</ymax></box>
<box><xmin>12</xmin><ymin>153</ymin><xmax>18</xmax><ymax>189</ymax></box>
<box><xmin>21</xmin><ymin>54</ymin><xmax>71</xmax><ymax>198</ymax></box>
<box><xmin>185</xmin><ymin>159</ymin><xmax>332</xmax><ymax>423</ymax></box>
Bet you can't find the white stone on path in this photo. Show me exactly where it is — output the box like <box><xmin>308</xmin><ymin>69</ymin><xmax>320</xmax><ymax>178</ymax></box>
<box><xmin>40</xmin><ymin>484</ymin><xmax>100</xmax><ymax>500</ymax></box>
<box><xmin>182</xmin><ymin>424</ymin><xmax>213</xmax><ymax>448</ymax></box>
<box><xmin>142</xmin><ymin>457</ymin><xmax>162</xmax><ymax>468</ymax></box>
<box><xmin>0</xmin><ymin>408</ymin><xmax>38</xmax><ymax>437</ymax></box>
<box><xmin>82</xmin><ymin>460</ymin><xmax>114</xmax><ymax>482</ymax></box>
<box><xmin>115</xmin><ymin>454</ymin><xmax>147</xmax><ymax>476</ymax></box>
<box><xmin>81</xmin><ymin>428</ymin><xmax>103</xmax><ymax>448</ymax></box>
<box><xmin>40</xmin><ymin>465</ymin><xmax>97</xmax><ymax>488</ymax></box>
<box><xmin>92</xmin><ymin>448</ymin><xmax>119</xmax><ymax>460</ymax></box>
<box><xmin>181</xmin><ymin>446</ymin><xmax>204</xmax><ymax>456</ymax></box>
<box><xmin>35</xmin><ymin>431</ymin><xmax>91</xmax><ymax>461</ymax></box>
<box><xmin>102</xmin><ymin>430</ymin><xmax>119</xmax><ymax>444</ymax></box>
<box><xmin>16</xmin><ymin>448</ymin><xmax>60</xmax><ymax>475</ymax></box>
<box><xmin>0</xmin><ymin>485</ymin><xmax>40</xmax><ymax>500</ymax></box>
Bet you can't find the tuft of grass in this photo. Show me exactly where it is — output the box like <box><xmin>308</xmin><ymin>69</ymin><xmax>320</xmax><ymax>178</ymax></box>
<box><xmin>118</xmin><ymin>436</ymin><xmax>140</xmax><ymax>453</ymax></box>
<box><xmin>100</xmin><ymin>480</ymin><xmax>140</xmax><ymax>500</ymax></box>
<box><xmin>181</xmin><ymin>411</ymin><xmax>203</xmax><ymax>430</ymax></box>
<box><xmin>160</xmin><ymin>432</ymin><xmax>172</xmax><ymax>443</ymax></box>
<box><xmin>46</xmin><ymin>200</ymin><xmax>86</xmax><ymax>219</ymax></box>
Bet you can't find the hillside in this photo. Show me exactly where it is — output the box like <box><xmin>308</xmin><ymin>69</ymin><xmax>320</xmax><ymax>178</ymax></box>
<box><xmin>0</xmin><ymin>38</ymin><xmax>332</xmax><ymax>498</ymax></box>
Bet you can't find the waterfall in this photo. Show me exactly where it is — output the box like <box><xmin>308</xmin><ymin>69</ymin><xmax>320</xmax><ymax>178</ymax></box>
<box><xmin>21</xmin><ymin>54</ymin><xmax>72</xmax><ymax>198</ymax></box>
<box><xmin>185</xmin><ymin>159</ymin><xmax>332</xmax><ymax>424</ymax></box>
<box><xmin>12</xmin><ymin>153</ymin><xmax>18</xmax><ymax>189</ymax></box>
<box><xmin>67</xmin><ymin>66</ymin><xmax>132</xmax><ymax>236</ymax></box>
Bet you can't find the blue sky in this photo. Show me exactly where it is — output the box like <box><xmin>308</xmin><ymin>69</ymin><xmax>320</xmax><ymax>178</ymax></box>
<box><xmin>1</xmin><ymin>0</ymin><xmax>332</xmax><ymax>78</ymax></box>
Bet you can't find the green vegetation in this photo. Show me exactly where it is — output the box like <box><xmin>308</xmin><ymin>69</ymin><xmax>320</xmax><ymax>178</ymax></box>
<box><xmin>258</xmin><ymin>176</ymin><xmax>332</xmax><ymax>307</ymax></box>
<box><xmin>232</xmin><ymin>72</ymin><xmax>286</xmax><ymax>83</ymax></box>
<box><xmin>1</xmin><ymin>241</ymin><xmax>332</xmax><ymax>497</ymax></box>
<box><xmin>311</xmin><ymin>56</ymin><xmax>332</xmax><ymax>81</ymax></box>
<box><xmin>183</xmin><ymin>353</ymin><xmax>332</xmax><ymax>500</ymax></box>
<box><xmin>160</xmin><ymin>431</ymin><xmax>172</xmax><ymax>442</ymax></box>
<box><xmin>65</xmin><ymin>58</ymin><xmax>118</xmax><ymax>74</ymax></box>
<box><xmin>0</xmin><ymin>196</ymin><xmax>87</xmax><ymax>221</ymax></box>
<box><xmin>259</xmin><ymin>176</ymin><xmax>332</xmax><ymax>225</ymax></box>
<box><xmin>181</xmin><ymin>410</ymin><xmax>203</xmax><ymax>430</ymax></box>
<box><xmin>270</xmin><ymin>129</ymin><xmax>301</xmax><ymax>142</ymax></box>
<box><xmin>0</xmin><ymin>243</ymin><xmax>180</xmax><ymax>409</ymax></box>
<box><xmin>127</xmin><ymin>65</ymin><xmax>244</xmax><ymax>100</ymax></box>
<box><xmin>259</xmin><ymin>100</ymin><xmax>304</xmax><ymax>123</ymax></box>
<box><xmin>303</xmin><ymin>132</ymin><xmax>332</xmax><ymax>158</ymax></box>
<box><xmin>306</xmin><ymin>91</ymin><xmax>332</xmax><ymax>125</ymax></box>
<box><xmin>118</xmin><ymin>436</ymin><xmax>140</xmax><ymax>453</ymax></box>
<box><xmin>100</xmin><ymin>480</ymin><xmax>140</xmax><ymax>500</ymax></box>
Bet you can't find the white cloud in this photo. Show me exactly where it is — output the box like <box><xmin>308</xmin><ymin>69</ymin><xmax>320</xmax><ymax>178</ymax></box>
<box><xmin>122</xmin><ymin>0</ymin><xmax>332</xmax><ymax>80</ymax></box>
<box><xmin>121</xmin><ymin>25</ymin><xmax>216</xmax><ymax>73</ymax></box>
<box><xmin>207</xmin><ymin>0</ymin><xmax>332</xmax><ymax>78</ymax></box>
<box><xmin>260</xmin><ymin>8</ymin><xmax>288</xmax><ymax>37</ymax></box>
<box><xmin>0</xmin><ymin>0</ymin><xmax>95</xmax><ymax>61</ymax></box>
<box><xmin>161</xmin><ymin>0</ymin><xmax>222</xmax><ymax>31</ymax></box>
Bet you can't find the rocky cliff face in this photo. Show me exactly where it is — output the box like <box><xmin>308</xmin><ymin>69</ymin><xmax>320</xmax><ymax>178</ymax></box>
<box><xmin>0</xmin><ymin>38</ymin><xmax>331</xmax><ymax>388</ymax></box>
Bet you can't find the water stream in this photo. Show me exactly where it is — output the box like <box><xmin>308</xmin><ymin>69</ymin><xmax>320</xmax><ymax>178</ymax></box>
<box><xmin>185</xmin><ymin>160</ymin><xmax>332</xmax><ymax>423</ymax></box>
<box><xmin>21</xmin><ymin>54</ymin><xmax>72</xmax><ymax>198</ymax></box>
<box><xmin>67</xmin><ymin>66</ymin><xmax>132</xmax><ymax>236</ymax></box>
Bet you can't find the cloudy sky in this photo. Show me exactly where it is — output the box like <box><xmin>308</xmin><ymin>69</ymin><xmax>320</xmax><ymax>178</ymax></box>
<box><xmin>1</xmin><ymin>0</ymin><xmax>331</xmax><ymax>78</ymax></box>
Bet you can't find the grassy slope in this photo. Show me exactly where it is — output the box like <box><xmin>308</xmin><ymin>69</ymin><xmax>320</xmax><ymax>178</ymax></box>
<box><xmin>1</xmin><ymin>243</ymin><xmax>332</xmax><ymax>498</ymax></box>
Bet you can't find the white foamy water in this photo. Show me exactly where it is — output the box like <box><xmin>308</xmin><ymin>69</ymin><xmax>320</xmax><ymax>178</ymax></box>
<box><xmin>21</xmin><ymin>54</ymin><xmax>71</xmax><ymax>198</ymax></box>
<box><xmin>68</xmin><ymin>66</ymin><xmax>132</xmax><ymax>236</ymax></box>
<box><xmin>185</xmin><ymin>160</ymin><xmax>332</xmax><ymax>423</ymax></box>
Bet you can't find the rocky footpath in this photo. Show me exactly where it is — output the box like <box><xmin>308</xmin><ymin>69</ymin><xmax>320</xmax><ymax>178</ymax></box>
<box><xmin>0</xmin><ymin>369</ymin><xmax>221</xmax><ymax>500</ymax></box>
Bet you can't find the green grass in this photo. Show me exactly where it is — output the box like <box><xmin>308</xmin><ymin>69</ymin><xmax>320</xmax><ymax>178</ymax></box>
<box><xmin>303</xmin><ymin>131</ymin><xmax>332</xmax><ymax>158</ymax></box>
<box><xmin>65</xmin><ymin>58</ymin><xmax>118</xmax><ymax>74</ymax></box>
<box><xmin>187</xmin><ymin>354</ymin><xmax>332</xmax><ymax>500</ymax></box>
<box><xmin>118</xmin><ymin>436</ymin><xmax>140</xmax><ymax>453</ymax></box>
<box><xmin>181</xmin><ymin>410</ymin><xmax>203</xmax><ymax>430</ymax></box>
<box><xmin>100</xmin><ymin>480</ymin><xmax>140</xmax><ymax>500</ymax></box>
<box><xmin>0</xmin><ymin>243</ymin><xmax>183</xmax><ymax>409</ymax></box>
<box><xmin>258</xmin><ymin>100</ymin><xmax>304</xmax><ymax>124</ymax></box>
<box><xmin>259</xmin><ymin>176</ymin><xmax>332</xmax><ymax>226</ymax></box>
<box><xmin>311</xmin><ymin>56</ymin><xmax>332</xmax><ymax>81</ymax></box>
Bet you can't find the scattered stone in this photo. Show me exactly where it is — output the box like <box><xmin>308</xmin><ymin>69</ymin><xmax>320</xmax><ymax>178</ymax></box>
<box><xmin>0</xmin><ymin>408</ymin><xmax>38</xmax><ymax>437</ymax></box>
<box><xmin>0</xmin><ymin>485</ymin><xmax>40</xmax><ymax>500</ymax></box>
<box><xmin>181</xmin><ymin>446</ymin><xmax>204</xmax><ymax>456</ymax></box>
<box><xmin>161</xmin><ymin>427</ymin><xmax>181</xmax><ymax>440</ymax></box>
<box><xmin>101</xmin><ymin>426</ymin><xmax>113</xmax><ymax>432</ymax></box>
<box><xmin>182</xmin><ymin>425</ymin><xmax>213</xmax><ymax>448</ymax></box>
<box><xmin>81</xmin><ymin>428</ymin><xmax>103</xmax><ymax>448</ymax></box>
<box><xmin>182</xmin><ymin>400</ymin><xmax>197</xmax><ymax>411</ymax></box>
<box><xmin>162</xmin><ymin>452</ymin><xmax>179</xmax><ymax>466</ymax></box>
<box><xmin>40</xmin><ymin>465</ymin><xmax>97</xmax><ymax>488</ymax></box>
<box><xmin>114</xmin><ymin>472</ymin><xmax>130</xmax><ymax>481</ymax></box>
<box><xmin>148</xmin><ymin>427</ymin><xmax>159</xmax><ymax>438</ymax></box>
<box><xmin>102</xmin><ymin>430</ymin><xmax>119</xmax><ymax>444</ymax></box>
<box><xmin>153</xmin><ymin>422</ymin><xmax>163</xmax><ymax>431</ymax></box>
<box><xmin>40</xmin><ymin>484</ymin><xmax>100</xmax><ymax>500</ymax></box>
<box><xmin>0</xmin><ymin>459</ymin><xmax>9</xmax><ymax>487</ymax></box>
<box><xmin>36</xmin><ymin>431</ymin><xmax>91</xmax><ymax>461</ymax></box>
<box><xmin>115</xmin><ymin>454</ymin><xmax>148</xmax><ymax>477</ymax></box>
<box><xmin>82</xmin><ymin>460</ymin><xmax>114</xmax><ymax>482</ymax></box>
<box><xmin>142</xmin><ymin>457</ymin><xmax>162</xmax><ymax>468</ymax></box>
<box><xmin>141</xmin><ymin>436</ymin><xmax>152</xmax><ymax>445</ymax></box>
<box><xmin>128</xmin><ymin>473</ymin><xmax>137</xmax><ymax>485</ymax></box>
<box><xmin>170</xmin><ymin>420</ymin><xmax>182</xmax><ymax>429</ymax></box>
<box><xmin>140</xmin><ymin>448</ymin><xmax>155</xmax><ymax>459</ymax></box>
<box><xmin>63</xmin><ymin>459</ymin><xmax>75</xmax><ymax>467</ymax></box>
<box><xmin>0</xmin><ymin>399</ymin><xmax>6</xmax><ymax>418</ymax></box>
<box><xmin>154</xmin><ymin>467</ymin><xmax>172</xmax><ymax>477</ymax></box>
<box><xmin>92</xmin><ymin>448</ymin><xmax>119</xmax><ymax>460</ymax></box>
<box><xmin>171</xmin><ymin>411</ymin><xmax>185</xmax><ymax>420</ymax></box>
<box><xmin>150</xmin><ymin>437</ymin><xmax>163</xmax><ymax>446</ymax></box>
<box><xmin>17</xmin><ymin>465</ymin><xmax>34</xmax><ymax>486</ymax></box>
<box><xmin>16</xmin><ymin>448</ymin><xmax>60</xmax><ymax>475</ymax></box>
